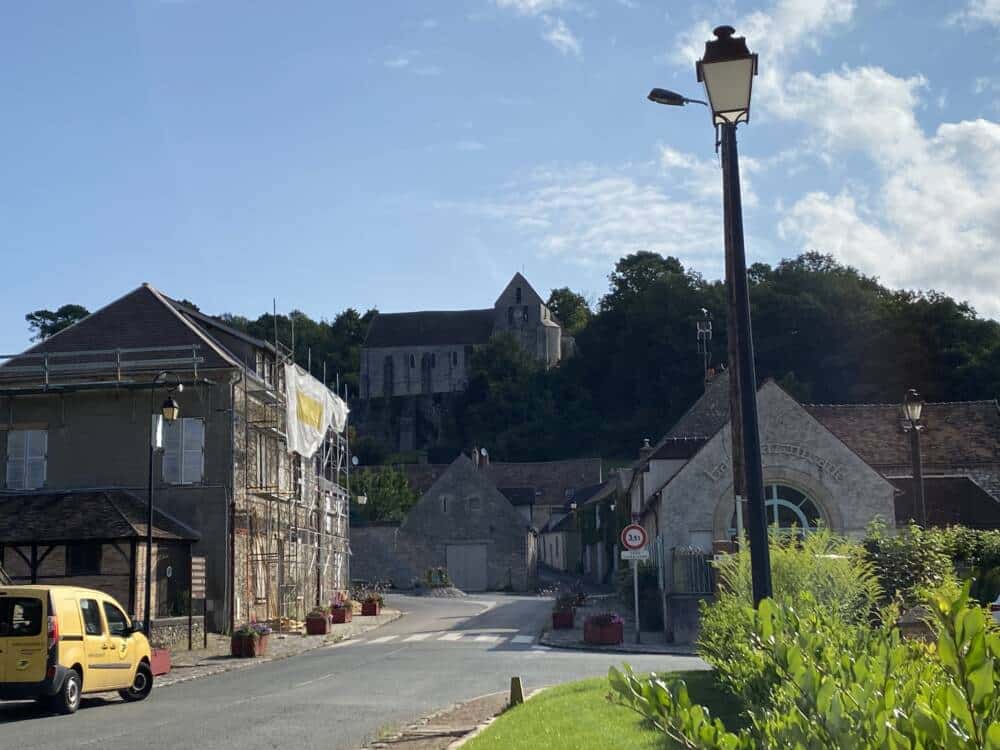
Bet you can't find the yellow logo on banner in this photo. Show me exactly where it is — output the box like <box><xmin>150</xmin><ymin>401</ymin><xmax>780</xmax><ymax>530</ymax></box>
<box><xmin>296</xmin><ymin>390</ymin><xmax>324</xmax><ymax>431</ymax></box>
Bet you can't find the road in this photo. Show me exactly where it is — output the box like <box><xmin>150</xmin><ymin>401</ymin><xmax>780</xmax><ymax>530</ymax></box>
<box><xmin>0</xmin><ymin>594</ymin><xmax>706</xmax><ymax>749</ymax></box>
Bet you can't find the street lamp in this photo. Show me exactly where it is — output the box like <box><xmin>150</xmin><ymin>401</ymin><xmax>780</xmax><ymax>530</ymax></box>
<box><xmin>648</xmin><ymin>24</ymin><xmax>773</xmax><ymax>606</ymax></box>
<box><xmin>903</xmin><ymin>389</ymin><xmax>927</xmax><ymax>527</ymax></box>
<box><xmin>145</xmin><ymin>373</ymin><xmax>182</xmax><ymax>635</ymax></box>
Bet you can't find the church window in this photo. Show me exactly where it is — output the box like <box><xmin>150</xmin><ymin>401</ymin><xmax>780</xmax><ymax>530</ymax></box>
<box><xmin>522</xmin><ymin>306</ymin><xmax>529</xmax><ymax>322</ymax></box>
<box><xmin>507</xmin><ymin>306</ymin><xmax>514</xmax><ymax>325</ymax></box>
<box><xmin>516</xmin><ymin>286</ymin><xmax>522</xmax><ymax>303</ymax></box>
<box><xmin>431</xmin><ymin>353</ymin><xmax>436</xmax><ymax>368</ymax></box>
<box><xmin>452</xmin><ymin>351</ymin><xmax>458</xmax><ymax>366</ymax></box>
<box><xmin>409</xmin><ymin>354</ymin><xmax>415</xmax><ymax>368</ymax></box>
<box><xmin>730</xmin><ymin>484</ymin><xmax>823</xmax><ymax>536</ymax></box>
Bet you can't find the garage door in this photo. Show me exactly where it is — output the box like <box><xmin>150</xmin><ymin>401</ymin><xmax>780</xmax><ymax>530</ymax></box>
<box><xmin>446</xmin><ymin>544</ymin><xmax>488</xmax><ymax>592</ymax></box>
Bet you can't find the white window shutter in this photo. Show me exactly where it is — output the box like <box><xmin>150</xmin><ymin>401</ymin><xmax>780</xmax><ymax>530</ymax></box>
<box><xmin>162</xmin><ymin>419</ymin><xmax>181</xmax><ymax>484</ymax></box>
<box><xmin>182</xmin><ymin>418</ymin><xmax>205</xmax><ymax>483</ymax></box>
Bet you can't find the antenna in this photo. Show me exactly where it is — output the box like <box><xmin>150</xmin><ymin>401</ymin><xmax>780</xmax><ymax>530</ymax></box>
<box><xmin>697</xmin><ymin>309</ymin><xmax>713</xmax><ymax>386</ymax></box>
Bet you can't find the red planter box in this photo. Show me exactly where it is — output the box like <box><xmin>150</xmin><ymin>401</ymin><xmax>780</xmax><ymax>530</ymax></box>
<box><xmin>552</xmin><ymin>610</ymin><xmax>575</xmax><ymax>630</ymax></box>
<box><xmin>150</xmin><ymin>648</ymin><xmax>172</xmax><ymax>676</ymax></box>
<box><xmin>231</xmin><ymin>633</ymin><xmax>269</xmax><ymax>657</ymax></box>
<box><xmin>330</xmin><ymin>608</ymin><xmax>352</xmax><ymax>624</ymax></box>
<box><xmin>306</xmin><ymin>615</ymin><xmax>331</xmax><ymax>635</ymax></box>
<box><xmin>583</xmin><ymin>620</ymin><xmax>624</xmax><ymax>646</ymax></box>
<box><xmin>361</xmin><ymin>602</ymin><xmax>380</xmax><ymax>617</ymax></box>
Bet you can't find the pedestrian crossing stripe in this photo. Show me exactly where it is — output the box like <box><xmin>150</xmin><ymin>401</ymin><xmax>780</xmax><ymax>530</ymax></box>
<box><xmin>438</xmin><ymin>632</ymin><xmax>463</xmax><ymax>641</ymax></box>
<box><xmin>403</xmin><ymin>632</ymin><xmax>432</xmax><ymax>642</ymax></box>
<box><xmin>367</xmin><ymin>635</ymin><xmax>398</xmax><ymax>644</ymax></box>
<box><xmin>352</xmin><ymin>631</ymin><xmax>540</xmax><ymax>647</ymax></box>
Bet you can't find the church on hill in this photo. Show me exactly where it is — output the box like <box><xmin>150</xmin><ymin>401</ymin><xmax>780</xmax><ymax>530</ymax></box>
<box><xmin>359</xmin><ymin>273</ymin><xmax>571</xmax><ymax>400</ymax></box>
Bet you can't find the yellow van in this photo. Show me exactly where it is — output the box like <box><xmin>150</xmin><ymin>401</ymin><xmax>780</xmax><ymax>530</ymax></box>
<box><xmin>0</xmin><ymin>585</ymin><xmax>153</xmax><ymax>714</ymax></box>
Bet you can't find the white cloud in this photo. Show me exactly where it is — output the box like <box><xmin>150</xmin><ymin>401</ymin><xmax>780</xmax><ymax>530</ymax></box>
<box><xmin>495</xmin><ymin>0</ymin><xmax>567</xmax><ymax>16</ymax></box>
<box><xmin>949</xmin><ymin>0</ymin><xmax>1000</xmax><ymax>28</ymax></box>
<box><xmin>384</xmin><ymin>57</ymin><xmax>410</xmax><ymax>69</ymax></box>
<box><xmin>541</xmin><ymin>16</ymin><xmax>582</xmax><ymax>57</ymax></box>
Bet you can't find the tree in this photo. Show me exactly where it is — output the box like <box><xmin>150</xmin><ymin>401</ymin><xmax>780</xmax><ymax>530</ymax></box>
<box><xmin>546</xmin><ymin>288</ymin><xmax>591</xmax><ymax>336</ymax></box>
<box><xmin>25</xmin><ymin>304</ymin><xmax>90</xmax><ymax>341</ymax></box>
<box><xmin>350</xmin><ymin>466</ymin><xmax>418</xmax><ymax>523</ymax></box>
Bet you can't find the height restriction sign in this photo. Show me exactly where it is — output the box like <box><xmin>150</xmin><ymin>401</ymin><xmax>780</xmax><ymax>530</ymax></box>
<box><xmin>620</xmin><ymin>524</ymin><xmax>648</xmax><ymax>551</ymax></box>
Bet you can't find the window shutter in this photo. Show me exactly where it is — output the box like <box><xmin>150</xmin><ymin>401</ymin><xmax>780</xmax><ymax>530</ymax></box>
<box><xmin>181</xmin><ymin>418</ymin><xmax>205</xmax><ymax>484</ymax></box>
<box><xmin>162</xmin><ymin>419</ymin><xmax>182</xmax><ymax>484</ymax></box>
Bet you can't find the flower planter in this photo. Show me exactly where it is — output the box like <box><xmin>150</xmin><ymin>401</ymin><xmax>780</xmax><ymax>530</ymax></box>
<box><xmin>583</xmin><ymin>620</ymin><xmax>624</xmax><ymax>646</ymax></box>
<box><xmin>361</xmin><ymin>601</ymin><xmax>380</xmax><ymax>617</ymax></box>
<box><xmin>552</xmin><ymin>609</ymin><xmax>575</xmax><ymax>630</ymax></box>
<box><xmin>231</xmin><ymin>633</ymin><xmax>269</xmax><ymax>658</ymax></box>
<box><xmin>306</xmin><ymin>614</ymin><xmax>331</xmax><ymax>635</ymax></box>
<box><xmin>330</xmin><ymin>608</ymin><xmax>352</xmax><ymax>624</ymax></box>
<box><xmin>150</xmin><ymin>648</ymin><xmax>172</xmax><ymax>676</ymax></box>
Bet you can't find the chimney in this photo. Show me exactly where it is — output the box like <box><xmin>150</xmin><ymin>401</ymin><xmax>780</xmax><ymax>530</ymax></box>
<box><xmin>639</xmin><ymin>438</ymin><xmax>654</xmax><ymax>461</ymax></box>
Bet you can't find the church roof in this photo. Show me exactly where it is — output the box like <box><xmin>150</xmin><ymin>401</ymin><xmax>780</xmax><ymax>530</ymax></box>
<box><xmin>364</xmin><ymin>309</ymin><xmax>495</xmax><ymax>348</ymax></box>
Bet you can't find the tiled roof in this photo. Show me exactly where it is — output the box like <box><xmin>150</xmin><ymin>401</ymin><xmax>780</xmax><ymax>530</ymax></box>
<box><xmin>890</xmin><ymin>476</ymin><xmax>1000</xmax><ymax>529</ymax></box>
<box><xmin>804</xmin><ymin>400</ymin><xmax>1000</xmax><ymax>469</ymax></box>
<box><xmin>364</xmin><ymin>309</ymin><xmax>495</xmax><ymax>348</ymax></box>
<box><xmin>499</xmin><ymin>487</ymin><xmax>537</xmax><ymax>506</ymax></box>
<box><xmin>666</xmin><ymin>370</ymin><xmax>732</xmax><ymax>439</ymax></box>
<box><xmin>0</xmin><ymin>489</ymin><xmax>200</xmax><ymax>543</ymax></box>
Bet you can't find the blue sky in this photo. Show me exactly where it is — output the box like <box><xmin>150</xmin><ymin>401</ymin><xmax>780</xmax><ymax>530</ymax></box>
<box><xmin>2</xmin><ymin>0</ymin><xmax>999</xmax><ymax>354</ymax></box>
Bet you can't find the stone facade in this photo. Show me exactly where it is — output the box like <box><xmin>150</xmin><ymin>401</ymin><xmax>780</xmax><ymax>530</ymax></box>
<box><xmin>351</xmin><ymin>456</ymin><xmax>538</xmax><ymax>591</ymax></box>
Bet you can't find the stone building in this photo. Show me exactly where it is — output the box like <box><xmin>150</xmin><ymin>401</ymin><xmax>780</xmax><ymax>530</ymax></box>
<box><xmin>350</xmin><ymin>455</ymin><xmax>538</xmax><ymax>591</ymax></box>
<box><xmin>628</xmin><ymin>371</ymin><xmax>1000</xmax><ymax>642</ymax></box>
<box><xmin>0</xmin><ymin>284</ymin><xmax>351</xmax><ymax>633</ymax></box>
<box><xmin>356</xmin><ymin>274</ymin><xmax>570</xmax><ymax>452</ymax></box>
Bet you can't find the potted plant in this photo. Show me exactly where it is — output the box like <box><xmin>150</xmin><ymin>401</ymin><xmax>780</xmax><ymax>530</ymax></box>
<box><xmin>361</xmin><ymin>592</ymin><xmax>383</xmax><ymax>617</ymax></box>
<box><xmin>583</xmin><ymin>612</ymin><xmax>624</xmax><ymax>646</ymax></box>
<box><xmin>330</xmin><ymin>592</ymin><xmax>352</xmax><ymax>624</ymax></box>
<box><xmin>231</xmin><ymin>622</ymin><xmax>272</xmax><ymax>657</ymax></box>
<box><xmin>552</xmin><ymin>594</ymin><xmax>576</xmax><ymax>630</ymax></box>
<box><xmin>305</xmin><ymin>607</ymin><xmax>331</xmax><ymax>635</ymax></box>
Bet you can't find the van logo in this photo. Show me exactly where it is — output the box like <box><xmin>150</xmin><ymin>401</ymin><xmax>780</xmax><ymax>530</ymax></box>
<box><xmin>16</xmin><ymin>659</ymin><xmax>29</xmax><ymax>670</ymax></box>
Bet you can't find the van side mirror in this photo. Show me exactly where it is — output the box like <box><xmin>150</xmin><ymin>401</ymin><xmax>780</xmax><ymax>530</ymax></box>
<box><xmin>129</xmin><ymin>620</ymin><xmax>144</xmax><ymax>636</ymax></box>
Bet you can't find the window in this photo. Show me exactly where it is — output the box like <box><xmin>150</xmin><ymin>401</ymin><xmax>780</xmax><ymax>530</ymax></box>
<box><xmin>452</xmin><ymin>351</ymin><xmax>458</xmax><ymax>367</ymax></box>
<box><xmin>67</xmin><ymin>543</ymin><xmax>102</xmax><ymax>576</ymax></box>
<box><xmin>431</xmin><ymin>353</ymin><xmax>436</xmax><ymax>368</ymax></box>
<box><xmin>102</xmin><ymin>602</ymin><xmax>129</xmax><ymax>637</ymax></box>
<box><xmin>515</xmin><ymin>286</ymin><xmax>522</xmax><ymax>303</ymax></box>
<box><xmin>163</xmin><ymin>417</ymin><xmax>205</xmax><ymax>484</ymax></box>
<box><xmin>441</xmin><ymin>495</ymin><xmax>449</xmax><ymax>513</ymax></box>
<box><xmin>0</xmin><ymin>597</ymin><xmax>42</xmax><ymax>637</ymax></box>
<box><xmin>467</xmin><ymin>496</ymin><xmax>481</xmax><ymax>512</ymax></box>
<box><xmin>5</xmin><ymin>429</ymin><xmax>47</xmax><ymax>490</ymax></box>
<box><xmin>507</xmin><ymin>306</ymin><xmax>514</xmax><ymax>325</ymax></box>
<box><xmin>80</xmin><ymin>599</ymin><xmax>103</xmax><ymax>636</ymax></box>
<box><xmin>730</xmin><ymin>484</ymin><xmax>823</xmax><ymax>535</ymax></box>
<box><xmin>409</xmin><ymin>354</ymin><xmax>415</xmax><ymax>368</ymax></box>
<box><xmin>522</xmin><ymin>306</ymin><xmax>529</xmax><ymax>322</ymax></box>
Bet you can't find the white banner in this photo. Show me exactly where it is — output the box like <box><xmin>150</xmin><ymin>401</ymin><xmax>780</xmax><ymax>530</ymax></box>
<box><xmin>284</xmin><ymin>363</ymin><xmax>349</xmax><ymax>457</ymax></box>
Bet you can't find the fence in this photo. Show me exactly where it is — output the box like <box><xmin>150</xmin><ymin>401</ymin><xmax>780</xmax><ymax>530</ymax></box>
<box><xmin>671</xmin><ymin>547</ymin><xmax>715</xmax><ymax>594</ymax></box>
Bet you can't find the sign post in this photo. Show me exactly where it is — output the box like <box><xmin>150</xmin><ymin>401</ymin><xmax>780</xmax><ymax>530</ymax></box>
<box><xmin>621</xmin><ymin>523</ymin><xmax>648</xmax><ymax>644</ymax></box>
<box><xmin>190</xmin><ymin>556</ymin><xmax>206</xmax><ymax>650</ymax></box>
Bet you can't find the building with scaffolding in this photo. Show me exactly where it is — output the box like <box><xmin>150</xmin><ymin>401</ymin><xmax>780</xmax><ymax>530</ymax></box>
<box><xmin>0</xmin><ymin>283</ymin><xmax>351</xmax><ymax>634</ymax></box>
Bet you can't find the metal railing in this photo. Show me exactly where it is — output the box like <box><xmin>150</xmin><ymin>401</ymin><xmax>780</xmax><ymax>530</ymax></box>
<box><xmin>0</xmin><ymin>345</ymin><xmax>203</xmax><ymax>386</ymax></box>
<box><xmin>672</xmin><ymin>547</ymin><xmax>715</xmax><ymax>594</ymax></box>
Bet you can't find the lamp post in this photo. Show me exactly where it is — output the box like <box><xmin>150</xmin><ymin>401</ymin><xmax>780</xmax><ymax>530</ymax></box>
<box><xmin>903</xmin><ymin>389</ymin><xmax>927</xmax><ymax>527</ymax></box>
<box><xmin>648</xmin><ymin>25</ymin><xmax>772</xmax><ymax>605</ymax></box>
<box><xmin>145</xmin><ymin>373</ymin><xmax>182</xmax><ymax>636</ymax></box>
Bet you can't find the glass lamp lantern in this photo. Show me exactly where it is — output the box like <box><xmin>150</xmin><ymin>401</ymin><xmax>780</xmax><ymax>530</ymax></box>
<box><xmin>696</xmin><ymin>25</ymin><xmax>758</xmax><ymax>125</ymax></box>
<box><xmin>160</xmin><ymin>396</ymin><xmax>180</xmax><ymax>423</ymax></box>
<box><xmin>903</xmin><ymin>389</ymin><xmax>924</xmax><ymax>424</ymax></box>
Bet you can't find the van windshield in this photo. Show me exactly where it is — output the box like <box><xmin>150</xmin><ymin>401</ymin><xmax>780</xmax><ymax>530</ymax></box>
<box><xmin>0</xmin><ymin>597</ymin><xmax>43</xmax><ymax>637</ymax></box>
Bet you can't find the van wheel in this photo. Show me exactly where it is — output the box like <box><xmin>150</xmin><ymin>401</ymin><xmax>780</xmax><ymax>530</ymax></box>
<box><xmin>119</xmin><ymin>663</ymin><xmax>153</xmax><ymax>702</ymax></box>
<box><xmin>51</xmin><ymin>671</ymin><xmax>82</xmax><ymax>714</ymax></box>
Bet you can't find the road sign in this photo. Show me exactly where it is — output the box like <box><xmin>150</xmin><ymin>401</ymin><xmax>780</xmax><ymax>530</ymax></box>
<box><xmin>620</xmin><ymin>524</ymin><xmax>648</xmax><ymax>551</ymax></box>
<box><xmin>191</xmin><ymin>556</ymin><xmax>206</xmax><ymax>599</ymax></box>
<box><xmin>621</xmin><ymin>549</ymin><xmax>650</xmax><ymax>561</ymax></box>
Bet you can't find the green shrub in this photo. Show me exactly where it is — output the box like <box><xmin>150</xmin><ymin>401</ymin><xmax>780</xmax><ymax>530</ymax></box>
<box><xmin>610</xmin><ymin>581</ymin><xmax>1000</xmax><ymax>749</ymax></box>
<box><xmin>698</xmin><ymin>530</ymin><xmax>881</xmax><ymax>707</ymax></box>
<box><xmin>863</xmin><ymin>521</ymin><xmax>956</xmax><ymax>607</ymax></box>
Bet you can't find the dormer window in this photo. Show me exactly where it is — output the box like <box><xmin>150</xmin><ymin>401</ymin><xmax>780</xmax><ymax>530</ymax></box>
<box><xmin>515</xmin><ymin>286</ymin><xmax>522</xmax><ymax>303</ymax></box>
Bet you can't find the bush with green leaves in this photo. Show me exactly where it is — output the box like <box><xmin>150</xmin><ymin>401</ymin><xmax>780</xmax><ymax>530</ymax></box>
<box><xmin>863</xmin><ymin>521</ymin><xmax>959</xmax><ymax>607</ymax></box>
<box><xmin>697</xmin><ymin>530</ymin><xmax>881</xmax><ymax>707</ymax></box>
<box><xmin>610</xmin><ymin>581</ymin><xmax>1000</xmax><ymax>749</ymax></box>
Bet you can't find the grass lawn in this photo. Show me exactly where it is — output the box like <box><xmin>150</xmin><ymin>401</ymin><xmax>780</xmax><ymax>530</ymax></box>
<box><xmin>463</xmin><ymin>670</ymin><xmax>744</xmax><ymax>750</ymax></box>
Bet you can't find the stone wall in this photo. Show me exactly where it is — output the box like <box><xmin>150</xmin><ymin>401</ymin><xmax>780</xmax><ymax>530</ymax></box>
<box><xmin>149</xmin><ymin>615</ymin><xmax>205</xmax><ymax>651</ymax></box>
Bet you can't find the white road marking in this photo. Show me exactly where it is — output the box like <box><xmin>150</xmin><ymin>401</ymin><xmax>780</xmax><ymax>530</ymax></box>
<box><xmin>511</xmin><ymin>635</ymin><xmax>534</xmax><ymax>644</ymax></box>
<box><xmin>367</xmin><ymin>635</ymin><xmax>398</xmax><ymax>644</ymax></box>
<box><xmin>403</xmin><ymin>632</ymin><xmax>433</xmax><ymax>642</ymax></box>
<box><xmin>474</xmin><ymin>635</ymin><xmax>502</xmax><ymax>643</ymax></box>
<box><xmin>438</xmin><ymin>632</ymin><xmax>464</xmax><ymax>641</ymax></box>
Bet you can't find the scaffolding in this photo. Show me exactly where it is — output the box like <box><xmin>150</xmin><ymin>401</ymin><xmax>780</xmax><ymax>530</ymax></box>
<box><xmin>240</xmin><ymin>339</ymin><xmax>350</xmax><ymax>628</ymax></box>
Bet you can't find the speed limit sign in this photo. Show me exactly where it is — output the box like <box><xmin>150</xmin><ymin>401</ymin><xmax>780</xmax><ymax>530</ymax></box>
<box><xmin>621</xmin><ymin>524</ymin><xmax>648</xmax><ymax>551</ymax></box>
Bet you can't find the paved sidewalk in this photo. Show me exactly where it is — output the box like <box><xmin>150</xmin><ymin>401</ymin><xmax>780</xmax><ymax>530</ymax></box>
<box><xmin>157</xmin><ymin>609</ymin><xmax>403</xmax><ymax>688</ymax></box>
<box><xmin>537</xmin><ymin>596</ymin><xmax>696</xmax><ymax>656</ymax></box>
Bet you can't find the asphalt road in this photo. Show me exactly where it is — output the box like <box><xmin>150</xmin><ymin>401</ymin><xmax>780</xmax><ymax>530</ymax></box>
<box><xmin>0</xmin><ymin>594</ymin><xmax>707</xmax><ymax>749</ymax></box>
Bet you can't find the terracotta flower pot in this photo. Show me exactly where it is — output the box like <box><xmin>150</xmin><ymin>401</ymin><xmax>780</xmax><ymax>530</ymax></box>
<box><xmin>150</xmin><ymin>648</ymin><xmax>172</xmax><ymax>676</ymax></box>
<box><xmin>306</xmin><ymin>614</ymin><xmax>331</xmax><ymax>635</ymax></box>
<box><xmin>583</xmin><ymin>620</ymin><xmax>623</xmax><ymax>645</ymax></box>
<box><xmin>231</xmin><ymin>633</ymin><xmax>269</xmax><ymax>657</ymax></box>
<box><xmin>361</xmin><ymin>601</ymin><xmax>380</xmax><ymax>617</ymax></box>
<box><xmin>330</xmin><ymin>608</ymin><xmax>352</xmax><ymax>624</ymax></box>
<box><xmin>552</xmin><ymin>609</ymin><xmax>575</xmax><ymax>630</ymax></box>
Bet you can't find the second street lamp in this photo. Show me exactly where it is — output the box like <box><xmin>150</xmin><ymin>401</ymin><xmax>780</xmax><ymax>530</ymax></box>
<box><xmin>903</xmin><ymin>389</ymin><xmax>927</xmax><ymax>527</ymax></box>
<box><xmin>648</xmin><ymin>25</ymin><xmax>772</xmax><ymax>605</ymax></box>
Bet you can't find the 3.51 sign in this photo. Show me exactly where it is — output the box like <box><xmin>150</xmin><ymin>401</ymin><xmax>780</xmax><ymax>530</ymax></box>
<box><xmin>620</xmin><ymin>524</ymin><xmax>648</xmax><ymax>551</ymax></box>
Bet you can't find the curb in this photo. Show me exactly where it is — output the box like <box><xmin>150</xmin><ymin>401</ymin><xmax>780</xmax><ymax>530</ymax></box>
<box><xmin>537</xmin><ymin>630</ymin><xmax>697</xmax><ymax>657</ymax></box>
<box><xmin>447</xmin><ymin>688</ymin><xmax>546</xmax><ymax>749</ymax></box>
<box><xmin>154</xmin><ymin>610</ymin><xmax>404</xmax><ymax>689</ymax></box>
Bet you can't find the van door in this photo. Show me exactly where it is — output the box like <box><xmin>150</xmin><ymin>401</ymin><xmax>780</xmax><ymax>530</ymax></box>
<box><xmin>101</xmin><ymin>600</ymin><xmax>135</xmax><ymax>689</ymax></box>
<box><xmin>79</xmin><ymin>597</ymin><xmax>113</xmax><ymax>691</ymax></box>
<box><xmin>0</xmin><ymin>593</ymin><xmax>47</xmax><ymax>684</ymax></box>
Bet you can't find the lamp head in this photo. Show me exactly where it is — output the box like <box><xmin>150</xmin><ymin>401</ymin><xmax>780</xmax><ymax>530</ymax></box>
<box><xmin>903</xmin><ymin>389</ymin><xmax>924</xmax><ymax>424</ymax></box>
<box><xmin>160</xmin><ymin>396</ymin><xmax>180</xmax><ymax>423</ymax></box>
<box><xmin>696</xmin><ymin>25</ymin><xmax>758</xmax><ymax>126</ymax></box>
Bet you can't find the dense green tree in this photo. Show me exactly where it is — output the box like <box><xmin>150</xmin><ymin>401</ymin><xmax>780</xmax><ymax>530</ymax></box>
<box><xmin>350</xmin><ymin>466</ymin><xmax>418</xmax><ymax>523</ymax></box>
<box><xmin>25</xmin><ymin>304</ymin><xmax>90</xmax><ymax>341</ymax></box>
<box><xmin>546</xmin><ymin>287</ymin><xmax>591</xmax><ymax>336</ymax></box>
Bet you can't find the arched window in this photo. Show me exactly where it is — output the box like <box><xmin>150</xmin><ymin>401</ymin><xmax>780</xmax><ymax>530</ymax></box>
<box><xmin>730</xmin><ymin>484</ymin><xmax>823</xmax><ymax>535</ymax></box>
<box><xmin>521</xmin><ymin>306</ymin><xmax>529</xmax><ymax>322</ymax></box>
<box><xmin>516</xmin><ymin>286</ymin><xmax>522</xmax><ymax>303</ymax></box>
<box><xmin>409</xmin><ymin>354</ymin><xmax>415</xmax><ymax>368</ymax></box>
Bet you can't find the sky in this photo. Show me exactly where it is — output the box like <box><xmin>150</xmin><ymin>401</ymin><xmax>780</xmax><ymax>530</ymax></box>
<box><xmin>2</xmin><ymin>0</ymin><xmax>999</xmax><ymax>354</ymax></box>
